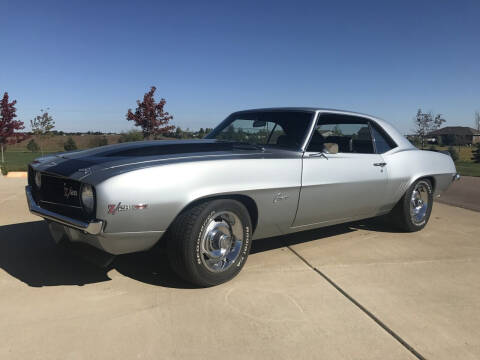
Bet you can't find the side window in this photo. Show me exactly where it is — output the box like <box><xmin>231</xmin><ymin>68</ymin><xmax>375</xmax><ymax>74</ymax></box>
<box><xmin>307</xmin><ymin>115</ymin><xmax>375</xmax><ymax>154</ymax></box>
<box><xmin>370</xmin><ymin>123</ymin><xmax>396</xmax><ymax>153</ymax></box>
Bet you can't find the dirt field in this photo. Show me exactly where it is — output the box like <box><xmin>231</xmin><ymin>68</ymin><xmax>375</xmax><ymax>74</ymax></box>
<box><xmin>1</xmin><ymin>177</ymin><xmax>479</xmax><ymax>359</ymax></box>
<box><xmin>7</xmin><ymin>134</ymin><xmax>122</xmax><ymax>152</ymax></box>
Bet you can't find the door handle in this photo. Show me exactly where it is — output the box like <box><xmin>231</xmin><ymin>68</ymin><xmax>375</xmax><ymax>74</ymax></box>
<box><xmin>373</xmin><ymin>162</ymin><xmax>387</xmax><ymax>167</ymax></box>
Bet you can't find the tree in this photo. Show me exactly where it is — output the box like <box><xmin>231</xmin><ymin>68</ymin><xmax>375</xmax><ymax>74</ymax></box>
<box><xmin>475</xmin><ymin>111</ymin><xmax>480</xmax><ymax>132</ymax></box>
<box><xmin>447</xmin><ymin>146</ymin><xmax>459</xmax><ymax>162</ymax></box>
<box><xmin>89</xmin><ymin>135</ymin><xmax>108</xmax><ymax>148</ymax></box>
<box><xmin>0</xmin><ymin>92</ymin><xmax>28</xmax><ymax>163</ymax></box>
<box><xmin>126</xmin><ymin>86</ymin><xmax>174</xmax><ymax>139</ymax></box>
<box><xmin>413</xmin><ymin>109</ymin><xmax>446</xmax><ymax>149</ymax></box>
<box><xmin>27</xmin><ymin>139</ymin><xmax>40</xmax><ymax>152</ymax></box>
<box><xmin>30</xmin><ymin>108</ymin><xmax>55</xmax><ymax>155</ymax></box>
<box><xmin>472</xmin><ymin>143</ymin><xmax>480</xmax><ymax>163</ymax></box>
<box><xmin>64</xmin><ymin>137</ymin><xmax>77</xmax><ymax>151</ymax></box>
<box><xmin>175</xmin><ymin>126</ymin><xmax>183</xmax><ymax>139</ymax></box>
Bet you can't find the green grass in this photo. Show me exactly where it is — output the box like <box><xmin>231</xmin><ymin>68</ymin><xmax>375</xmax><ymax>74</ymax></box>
<box><xmin>455</xmin><ymin>161</ymin><xmax>480</xmax><ymax>177</ymax></box>
<box><xmin>2</xmin><ymin>151</ymin><xmax>55</xmax><ymax>172</ymax></box>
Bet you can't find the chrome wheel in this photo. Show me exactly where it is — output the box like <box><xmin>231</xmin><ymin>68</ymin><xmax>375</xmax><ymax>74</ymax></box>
<box><xmin>200</xmin><ymin>211</ymin><xmax>244</xmax><ymax>272</ymax></box>
<box><xmin>410</xmin><ymin>181</ymin><xmax>430</xmax><ymax>225</ymax></box>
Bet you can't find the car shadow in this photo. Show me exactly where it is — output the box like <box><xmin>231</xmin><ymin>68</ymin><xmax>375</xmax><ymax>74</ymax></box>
<box><xmin>0</xmin><ymin>220</ymin><xmax>193</xmax><ymax>289</ymax></box>
<box><xmin>249</xmin><ymin>216</ymin><xmax>403</xmax><ymax>254</ymax></box>
<box><xmin>0</xmin><ymin>217</ymin><xmax>401</xmax><ymax>288</ymax></box>
<box><xmin>0</xmin><ymin>221</ymin><xmax>111</xmax><ymax>287</ymax></box>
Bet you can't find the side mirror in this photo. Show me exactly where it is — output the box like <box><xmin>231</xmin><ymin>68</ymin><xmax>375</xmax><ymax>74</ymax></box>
<box><xmin>323</xmin><ymin>143</ymin><xmax>338</xmax><ymax>154</ymax></box>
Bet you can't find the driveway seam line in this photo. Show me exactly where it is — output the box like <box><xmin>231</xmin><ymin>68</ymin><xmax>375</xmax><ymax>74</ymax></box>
<box><xmin>286</xmin><ymin>245</ymin><xmax>426</xmax><ymax>360</ymax></box>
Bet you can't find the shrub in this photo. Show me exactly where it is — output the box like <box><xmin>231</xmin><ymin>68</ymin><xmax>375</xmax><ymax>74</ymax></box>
<box><xmin>64</xmin><ymin>137</ymin><xmax>77</xmax><ymax>151</ymax></box>
<box><xmin>472</xmin><ymin>143</ymin><xmax>480</xmax><ymax>163</ymax></box>
<box><xmin>428</xmin><ymin>145</ymin><xmax>437</xmax><ymax>151</ymax></box>
<box><xmin>1</xmin><ymin>163</ymin><xmax>8</xmax><ymax>175</ymax></box>
<box><xmin>447</xmin><ymin>146</ymin><xmax>459</xmax><ymax>162</ymax></box>
<box><xmin>26</xmin><ymin>139</ymin><xmax>40</xmax><ymax>152</ymax></box>
<box><xmin>89</xmin><ymin>135</ymin><xmax>108</xmax><ymax>148</ymax></box>
<box><xmin>118</xmin><ymin>130</ymin><xmax>143</xmax><ymax>143</ymax></box>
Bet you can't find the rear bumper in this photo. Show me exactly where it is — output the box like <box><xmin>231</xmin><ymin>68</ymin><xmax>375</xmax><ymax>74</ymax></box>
<box><xmin>26</xmin><ymin>185</ymin><xmax>103</xmax><ymax>235</ymax></box>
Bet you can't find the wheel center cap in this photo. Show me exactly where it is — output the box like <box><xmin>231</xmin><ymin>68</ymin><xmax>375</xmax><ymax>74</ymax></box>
<box><xmin>219</xmin><ymin>234</ymin><xmax>232</xmax><ymax>251</ymax></box>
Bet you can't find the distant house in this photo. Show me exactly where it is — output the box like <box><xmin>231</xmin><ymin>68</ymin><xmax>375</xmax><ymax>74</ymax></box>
<box><xmin>427</xmin><ymin>126</ymin><xmax>480</xmax><ymax>146</ymax></box>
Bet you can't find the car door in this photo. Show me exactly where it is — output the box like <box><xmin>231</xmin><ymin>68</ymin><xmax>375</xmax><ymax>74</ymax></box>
<box><xmin>292</xmin><ymin>113</ymin><xmax>388</xmax><ymax>228</ymax></box>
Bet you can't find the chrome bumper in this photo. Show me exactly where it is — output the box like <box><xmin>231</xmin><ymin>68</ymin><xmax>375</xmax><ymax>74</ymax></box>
<box><xmin>25</xmin><ymin>185</ymin><xmax>104</xmax><ymax>235</ymax></box>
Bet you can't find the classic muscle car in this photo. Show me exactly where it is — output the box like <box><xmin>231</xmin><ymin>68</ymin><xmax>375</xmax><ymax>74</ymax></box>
<box><xmin>26</xmin><ymin>108</ymin><xmax>459</xmax><ymax>286</ymax></box>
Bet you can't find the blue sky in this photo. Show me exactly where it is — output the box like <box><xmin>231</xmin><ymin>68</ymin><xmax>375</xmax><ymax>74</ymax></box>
<box><xmin>1</xmin><ymin>0</ymin><xmax>479</xmax><ymax>134</ymax></box>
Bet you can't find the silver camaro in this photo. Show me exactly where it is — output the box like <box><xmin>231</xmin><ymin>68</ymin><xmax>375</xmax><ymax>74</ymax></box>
<box><xmin>26</xmin><ymin>108</ymin><xmax>458</xmax><ymax>286</ymax></box>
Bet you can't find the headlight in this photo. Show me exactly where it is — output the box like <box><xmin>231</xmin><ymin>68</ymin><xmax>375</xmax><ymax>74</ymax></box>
<box><xmin>81</xmin><ymin>184</ymin><xmax>95</xmax><ymax>214</ymax></box>
<box><xmin>35</xmin><ymin>171</ymin><xmax>42</xmax><ymax>188</ymax></box>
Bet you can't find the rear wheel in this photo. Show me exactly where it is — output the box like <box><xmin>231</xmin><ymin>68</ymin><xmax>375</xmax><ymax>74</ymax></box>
<box><xmin>166</xmin><ymin>199</ymin><xmax>252</xmax><ymax>287</ymax></box>
<box><xmin>388</xmin><ymin>178</ymin><xmax>433</xmax><ymax>232</ymax></box>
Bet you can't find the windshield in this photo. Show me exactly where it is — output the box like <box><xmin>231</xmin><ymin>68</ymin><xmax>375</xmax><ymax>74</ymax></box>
<box><xmin>206</xmin><ymin>111</ymin><xmax>314</xmax><ymax>150</ymax></box>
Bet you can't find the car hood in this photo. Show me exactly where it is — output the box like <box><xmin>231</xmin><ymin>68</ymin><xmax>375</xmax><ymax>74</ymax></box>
<box><xmin>31</xmin><ymin>139</ymin><xmax>268</xmax><ymax>180</ymax></box>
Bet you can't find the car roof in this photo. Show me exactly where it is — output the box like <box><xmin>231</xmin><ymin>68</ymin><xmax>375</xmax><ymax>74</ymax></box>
<box><xmin>233</xmin><ymin>107</ymin><xmax>373</xmax><ymax>117</ymax></box>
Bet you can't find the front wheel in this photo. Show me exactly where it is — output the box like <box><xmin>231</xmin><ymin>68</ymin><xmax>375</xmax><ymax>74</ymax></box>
<box><xmin>166</xmin><ymin>199</ymin><xmax>252</xmax><ymax>287</ymax></box>
<box><xmin>388</xmin><ymin>178</ymin><xmax>433</xmax><ymax>232</ymax></box>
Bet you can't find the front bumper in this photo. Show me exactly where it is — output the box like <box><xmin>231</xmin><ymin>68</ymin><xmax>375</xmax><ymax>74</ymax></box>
<box><xmin>25</xmin><ymin>185</ymin><xmax>104</xmax><ymax>235</ymax></box>
<box><xmin>26</xmin><ymin>185</ymin><xmax>162</xmax><ymax>254</ymax></box>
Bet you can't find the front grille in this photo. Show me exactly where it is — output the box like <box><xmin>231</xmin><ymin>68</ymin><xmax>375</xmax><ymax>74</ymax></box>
<box><xmin>41</xmin><ymin>175</ymin><xmax>82</xmax><ymax>207</ymax></box>
<box><xmin>29</xmin><ymin>168</ymin><xmax>94</xmax><ymax>222</ymax></box>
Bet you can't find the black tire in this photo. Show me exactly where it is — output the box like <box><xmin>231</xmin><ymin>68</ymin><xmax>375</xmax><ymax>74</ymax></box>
<box><xmin>166</xmin><ymin>199</ymin><xmax>252</xmax><ymax>287</ymax></box>
<box><xmin>388</xmin><ymin>178</ymin><xmax>433</xmax><ymax>232</ymax></box>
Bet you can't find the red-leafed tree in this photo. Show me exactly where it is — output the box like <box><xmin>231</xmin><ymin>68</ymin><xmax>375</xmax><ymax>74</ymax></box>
<box><xmin>126</xmin><ymin>86</ymin><xmax>174</xmax><ymax>139</ymax></box>
<box><xmin>0</xmin><ymin>92</ymin><xmax>28</xmax><ymax>163</ymax></box>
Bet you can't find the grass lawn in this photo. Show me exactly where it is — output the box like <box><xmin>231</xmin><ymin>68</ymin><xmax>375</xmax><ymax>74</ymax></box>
<box><xmin>455</xmin><ymin>161</ymin><xmax>480</xmax><ymax>177</ymax></box>
<box><xmin>2</xmin><ymin>151</ymin><xmax>55</xmax><ymax>172</ymax></box>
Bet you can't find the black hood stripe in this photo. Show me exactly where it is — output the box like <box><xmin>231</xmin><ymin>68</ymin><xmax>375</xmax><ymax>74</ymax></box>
<box><xmin>46</xmin><ymin>159</ymin><xmax>98</xmax><ymax>177</ymax></box>
<box><xmin>103</xmin><ymin>142</ymin><xmax>233</xmax><ymax>157</ymax></box>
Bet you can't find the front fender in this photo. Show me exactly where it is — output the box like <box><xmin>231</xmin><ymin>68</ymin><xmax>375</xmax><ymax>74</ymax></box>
<box><xmin>94</xmin><ymin>158</ymin><xmax>302</xmax><ymax>238</ymax></box>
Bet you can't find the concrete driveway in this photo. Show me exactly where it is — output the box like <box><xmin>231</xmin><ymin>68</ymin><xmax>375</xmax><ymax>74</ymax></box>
<box><xmin>1</xmin><ymin>177</ymin><xmax>479</xmax><ymax>360</ymax></box>
<box><xmin>436</xmin><ymin>175</ymin><xmax>480</xmax><ymax>212</ymax></box>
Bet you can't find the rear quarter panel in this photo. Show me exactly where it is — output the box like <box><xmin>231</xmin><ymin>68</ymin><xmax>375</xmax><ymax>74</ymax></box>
<box><xmin>381</xmin><ymin>149</ymin><xmax>456</xmax><ymax>212</ymax></box>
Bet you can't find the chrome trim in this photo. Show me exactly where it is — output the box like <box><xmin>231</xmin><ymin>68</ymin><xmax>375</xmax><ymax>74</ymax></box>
<box><xmin>300</xmin><ymin>110</ymin><xmax>320</xmax><ymax>152</ymax></box>
<box><xmin>25</xmin><ymin>186</ymin><xmax>103</xmax><ymax>235</ymax></box>
<box><xmin>453</xmin><ymin>173</ymin><xmax>460</xmax><ymax>181</ymax></box>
